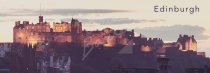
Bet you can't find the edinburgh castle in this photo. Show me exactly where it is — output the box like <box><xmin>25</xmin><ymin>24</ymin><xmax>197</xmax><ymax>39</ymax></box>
<box><xmin>13</xmin><ymin>16</ymin><xmax>132</xmax><ymax>47</ymax></box>
<box><xmin>13</xmin><ymin>16</ymin><xmax>198</xmax><ymax>52</ymax></box>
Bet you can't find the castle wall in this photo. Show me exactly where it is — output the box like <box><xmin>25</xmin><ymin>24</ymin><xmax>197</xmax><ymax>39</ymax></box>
<box><xmin>104</xmin><ymin>35</ymin><xmax>117</xmax><ymax>47</ymax></box>
<box><xmin>81</xmin><ymin>29</ymin><xmax>131</xmax><ymax>47</ymax></box>
<box><xmin>53</xmin><ymin>22</ymin><xmax>71</xmax><ymax>32</ymax></box>
<box><xmin>47</xmin><ymin>33</ymin><xmax>72</xmax><ymax>43</ymax></box>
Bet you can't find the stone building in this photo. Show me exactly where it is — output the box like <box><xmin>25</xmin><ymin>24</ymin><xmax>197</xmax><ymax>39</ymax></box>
<box><xmin>177</xmin><ymin>35</ymin><xmax>197</xmax><ymax>51</ymax></box>
<box><xmin>13</xmin><ymin>16</ymin><xmax>133</xmax><ymax>47</ymax></box>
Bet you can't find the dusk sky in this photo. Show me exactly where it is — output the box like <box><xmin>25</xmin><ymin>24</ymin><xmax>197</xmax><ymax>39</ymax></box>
<box><xmin>0</xmin><ymin>0</ymin><xmax>210</xmax><ymax>56</ymax></box>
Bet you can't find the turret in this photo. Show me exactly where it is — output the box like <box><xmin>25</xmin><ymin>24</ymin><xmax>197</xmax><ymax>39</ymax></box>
<box><xmin>39</xmin><ymin>16</ymin><xmax>43</xmax><ymax>23</ymax></box>
<box><xmin>192</xmin><ymin>35</ymin><xmax>194</xmax><ymax>38</ymax></box>
<box><xmin>179</xmin><ymin>34</ymin><xmax>182</xmax><ymax>38</ymax></box>
<box><xmin>70</xmin><ymin>18</ymin><xmax>82</xmax><ymax>34</ymax></box>
<box><xmin>15</xmin><ymin>21</ymin><xmax>20</xmax><ymax>26</ymax></box>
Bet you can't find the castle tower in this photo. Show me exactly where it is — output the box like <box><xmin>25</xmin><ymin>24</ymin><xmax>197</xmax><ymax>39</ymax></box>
<box><xmin>71</xmin><ymin>18</ymin><xmax>82</xmax><ymax>34</ymax></box>
<box><xmin>39</xmin><ymin>16</ymin><xmax>43</xmax><ymax>23</ymax></box>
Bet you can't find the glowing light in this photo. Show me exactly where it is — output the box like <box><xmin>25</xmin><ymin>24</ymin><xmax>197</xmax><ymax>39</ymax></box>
<box><xmin>28</xmin><ymin>37</ymin><xmax>38</xmax><ymax>47</ymax></box>
<box><xmin>17</xmin><ymin>32</ymin><xmax>24</xmax><ymax>39</ymax></box>
<box><xmin>141</xmin><ymin>45</ymin><xmax>151</xmax><ymax>52</ymax></box>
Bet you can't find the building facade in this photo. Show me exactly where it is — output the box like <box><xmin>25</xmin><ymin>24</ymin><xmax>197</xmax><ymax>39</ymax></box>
<box><xmin>177</xmin><ymin>35</ymin><xmax>197</xmax><ymax>51</ymax></box>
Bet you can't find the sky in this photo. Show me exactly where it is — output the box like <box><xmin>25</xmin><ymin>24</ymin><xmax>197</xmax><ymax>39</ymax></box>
<box><xmin>0</xmin><ymin>0</ymin><xmax>210</xmax><ymax>56</ymax></box>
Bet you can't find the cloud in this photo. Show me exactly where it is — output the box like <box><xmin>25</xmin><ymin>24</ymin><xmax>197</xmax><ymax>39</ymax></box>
<box><xmin>0</xmin><ymin>19</ymin><xmax>9</xmax><ymax>22</ymax></box>
<box><xmin>61</xmin><ymin>18</ymin><xmax>165</xmax><ymax>25</ymax></box>
<box><xmin>0</xmin><ymin>9</ymin><xmax>130</xmax><ymax>16</ymax></box>
<box><xmin>0</xmin><ymin>13</ymin><xmax>15</xmax><ymax>16</ymax></box>
<box><xmin>0</xmin><ymin>19</ymin><xmax>4</xmax><ymax>22</ymax></box>
<box><xmin>45</xmin><ymin>18</ymin><xmax>55</xmax><ymax>21</ymax></box>
<box><xmin>44</xmin><ymin>9</ymin><xmax>129</xmax><ymax>15</ymax></box>
<box><xmin>135</xmin><ymin>25</ymin><xmax>210</xmax><ymax>41</ymax></box>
